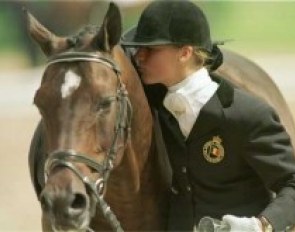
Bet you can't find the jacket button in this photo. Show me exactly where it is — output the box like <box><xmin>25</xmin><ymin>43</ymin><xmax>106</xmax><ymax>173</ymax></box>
<box><xmin>181</xmin><ymin>167</ymin><xmax>187</xmax><ymax>173</ymax></box>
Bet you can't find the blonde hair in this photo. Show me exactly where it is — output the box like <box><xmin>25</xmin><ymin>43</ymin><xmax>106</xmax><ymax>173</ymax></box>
<box><xmin>192</xmin><ymin>46</ymin><xmax>211</xmax><ymax>69</ymax></box>
<box><xmin>174</xmin><ymin>44</ymin><xmax>212</xmax><ymax>70</ymax></box>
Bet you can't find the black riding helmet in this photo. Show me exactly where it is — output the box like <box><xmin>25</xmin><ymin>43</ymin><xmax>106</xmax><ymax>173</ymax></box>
<box><xmin>121</xmin><ymin>0</ymin><xmax>213</xmax><ymax>52</ymax></box>
<box><xmin>121</xmin><ymin>0</ymin><xmax>224</xmax><ymax>71</ymax></box>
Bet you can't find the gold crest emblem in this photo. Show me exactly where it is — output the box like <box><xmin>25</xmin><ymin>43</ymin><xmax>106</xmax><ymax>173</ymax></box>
<box><xmin>203</xmin><ymin>136</ymin><xmax>224</xmax><ymax>163</ymax></box>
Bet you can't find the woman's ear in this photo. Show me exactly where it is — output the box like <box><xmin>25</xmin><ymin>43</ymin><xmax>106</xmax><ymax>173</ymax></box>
<box><xmin>178</xmin><ymin>46</ymin><xmax>194</xmax><ymax>63</ymax></box>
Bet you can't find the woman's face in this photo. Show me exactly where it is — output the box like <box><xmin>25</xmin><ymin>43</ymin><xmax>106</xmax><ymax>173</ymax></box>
<box><xmin>134</xmin><ymin>45</ymin><xmax>183</xmax><ymax>86</ymax></box>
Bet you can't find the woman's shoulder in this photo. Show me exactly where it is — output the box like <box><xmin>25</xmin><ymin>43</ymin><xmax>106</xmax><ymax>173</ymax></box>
<box><xmin>233</xmin><ymin>87</ymin><xmax>273</xmax><ymax>114</ymax></box>
<box><xmin>214</xmin><ymin>75</ymin><xmax>277</xmax><ymax>125</ymax></box>
<box><xmin>211</xmin><ymin>73</ymin><xmax>273</xmax><ymax>113</ymax></box>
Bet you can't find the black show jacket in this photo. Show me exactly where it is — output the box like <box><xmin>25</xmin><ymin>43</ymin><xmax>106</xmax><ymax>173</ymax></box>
<box><xmin>147</xmin><ymin>76</ymin><xmax>295</xmax><ymax>231</ymax></box>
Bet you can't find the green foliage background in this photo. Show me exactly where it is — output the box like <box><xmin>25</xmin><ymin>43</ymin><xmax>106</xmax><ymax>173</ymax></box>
<box><xmin>0</xmin><ymin>1</ymin><xmax>294</xmax><ymax>67</ymax></box>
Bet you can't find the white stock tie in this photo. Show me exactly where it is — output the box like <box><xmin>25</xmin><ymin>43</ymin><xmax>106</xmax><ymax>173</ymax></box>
<box><xmin>163</xmin><ymin>92</ymin><xmax>195</xmax><ymax>138</ymax></box>
<box><xmin>162</xmin><ymin>68</ymin><xmax>219</xmax><ymax>139</ymax></box>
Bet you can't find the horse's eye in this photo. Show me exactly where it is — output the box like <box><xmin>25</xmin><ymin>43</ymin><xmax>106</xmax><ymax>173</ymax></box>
<box><xmin>96</xmin><ymin>99</ymin><xmax>112</xmax><ymax>111</ymax></box>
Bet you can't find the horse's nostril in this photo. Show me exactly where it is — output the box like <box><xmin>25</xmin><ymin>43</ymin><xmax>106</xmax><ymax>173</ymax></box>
<box><xmin>71</xmin><ymin>193</ymin><xmax>87</xmax><ymax>210</ymax></box>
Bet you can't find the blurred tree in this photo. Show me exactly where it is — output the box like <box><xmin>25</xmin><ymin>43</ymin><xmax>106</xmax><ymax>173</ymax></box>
<box><xmin>0</xmin><ymin>0</ymin><xmax>294</xmax><ymax>69</ymax></box>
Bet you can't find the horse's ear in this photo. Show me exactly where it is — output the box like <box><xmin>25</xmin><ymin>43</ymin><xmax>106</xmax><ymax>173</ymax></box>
<box><xmin>93</xmin><ymin>2</ymin><xmax>122</xmax><ymax>52</ymax></box>
<box><xmin>24</xmin><ymin>8</ymin><xmax>69</xmax><ymax>56</ymax></box>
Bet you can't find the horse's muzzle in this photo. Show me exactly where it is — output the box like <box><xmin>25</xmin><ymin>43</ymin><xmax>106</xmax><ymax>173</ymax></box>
<box><xmin>40</xmin><ymin>170</ymin><xmax>92</xmax><ymax>231</ymax></box>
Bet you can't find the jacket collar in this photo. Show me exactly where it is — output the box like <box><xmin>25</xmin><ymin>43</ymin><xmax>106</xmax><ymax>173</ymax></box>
<box><xmin>186</xmin><ymin>87</ymin><xmax>223</xmax><ymax>143</ymax></box>
<box><xmin>213</xmin><ymin>74</ymin><xmax>234</xmax><ymax>108</ymax></box>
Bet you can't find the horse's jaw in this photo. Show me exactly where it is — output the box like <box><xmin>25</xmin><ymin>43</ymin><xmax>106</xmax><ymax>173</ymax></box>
<box><xmin>49</xmin><ymin>214</ymin><xmax>91</xmax><ymax>232</ymax></box>
<box><xmin>48</xmin><ymin>212</ymin><xmax>91</xmax><ymax>232</ymax></box>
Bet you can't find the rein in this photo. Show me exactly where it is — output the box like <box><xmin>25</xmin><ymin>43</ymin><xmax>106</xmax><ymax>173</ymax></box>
<box><xmin>43</xmin><ymin>51</ymin><xmax>132</xmax><ymax>232</ymax></box>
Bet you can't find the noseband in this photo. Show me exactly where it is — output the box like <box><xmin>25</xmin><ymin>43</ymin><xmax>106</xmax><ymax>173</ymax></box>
<box><xmin>43</xmin><ymin>52</ymin><xmax>132</xmax><ymax>232</ymax></box>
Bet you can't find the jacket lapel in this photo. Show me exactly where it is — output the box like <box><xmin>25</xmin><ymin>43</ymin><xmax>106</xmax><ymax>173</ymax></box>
<box><xmin>187</xmin><ymin>77</ymin><xmax>234</xmax><ymax>143</ymax></box>
<box><xmin>186</xmin><ymin>92</ymin><xmax>223</xmax><ymax>143</ymax></box>
<box><xmin>158</xmin><ymin>106</ymin><xmax>186</xmax><ymax>146</ymax></box>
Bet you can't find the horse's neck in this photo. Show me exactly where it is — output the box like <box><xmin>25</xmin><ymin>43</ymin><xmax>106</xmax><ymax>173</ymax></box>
<box><xmin>103</xmin><ymin>128</ymin><xmax>167</xmax><ymax>231</ymax></box>
<box><xmin>96</xmin><ymin>47</ymin><xmax>155</xmax><ymax>227</ymax></box>
<box><xmin>103</xmin><ymin>46</ymin><xmax>154</xmax><ymax>195</ymax></box>
<box><xmin>113</xmin><ymin>46</ymin><xmax>153</xmax><ymax>172</ymax></box>
<box><xmin>92</xmin><ymin>47</ymin><xmax>169</xmax><ymax>230</ymax></box>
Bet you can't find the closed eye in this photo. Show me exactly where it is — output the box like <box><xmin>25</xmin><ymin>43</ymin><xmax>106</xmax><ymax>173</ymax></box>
<box><xmin>96</xmin><ymin>96</ymin><xmax>116</xmax><ymax>112</ymax></box>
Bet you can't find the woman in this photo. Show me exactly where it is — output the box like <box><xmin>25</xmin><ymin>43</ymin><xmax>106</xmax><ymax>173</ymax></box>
<box><xmin>121</xmin><ymin>0</ymin><xmax>295</xmax><ymax>231</ymax></box>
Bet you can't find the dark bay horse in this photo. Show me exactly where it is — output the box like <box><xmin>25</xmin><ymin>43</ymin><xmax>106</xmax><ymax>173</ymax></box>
<box><xmin>27</xmin><ymin>3</ymin><xmax>170</xmax><ymax>232</ymax></box>
<box><xmin>26</xmin><ymin>2</ymin><xmax>295</xmax><ymax>232</ymax></box>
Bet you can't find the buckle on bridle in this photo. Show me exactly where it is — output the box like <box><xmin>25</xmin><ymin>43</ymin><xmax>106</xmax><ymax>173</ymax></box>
<box><xmin>95</xmin><ymin>178</ymin><xmax>105</xmax><ymax>196</ymax></box>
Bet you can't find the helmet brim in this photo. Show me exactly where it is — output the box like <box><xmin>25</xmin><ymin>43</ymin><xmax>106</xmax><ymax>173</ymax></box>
<box><xmin>120</xmin><ymin>26</ymin><xmax>175</xmax><ymax>47</ymax></box>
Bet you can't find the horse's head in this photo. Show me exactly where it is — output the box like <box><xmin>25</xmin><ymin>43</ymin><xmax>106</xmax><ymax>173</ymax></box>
<box><xmin>26</xmin><ymin>3</ymin><xmax>133</xmax><ymax>231</ymax></box>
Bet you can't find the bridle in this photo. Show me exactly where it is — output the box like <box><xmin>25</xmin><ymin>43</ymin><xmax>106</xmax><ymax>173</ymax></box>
<box><xmin>43</xmin><ymin>51</ymin><xmax>132</xmax><ymax>232</ymax></box>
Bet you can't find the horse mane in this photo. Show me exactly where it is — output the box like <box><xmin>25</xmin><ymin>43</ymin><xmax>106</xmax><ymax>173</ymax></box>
<box><xmin>67</xmin><ymin>25</ymin><xmax>101</xmax><ymax>48</ymax></box>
